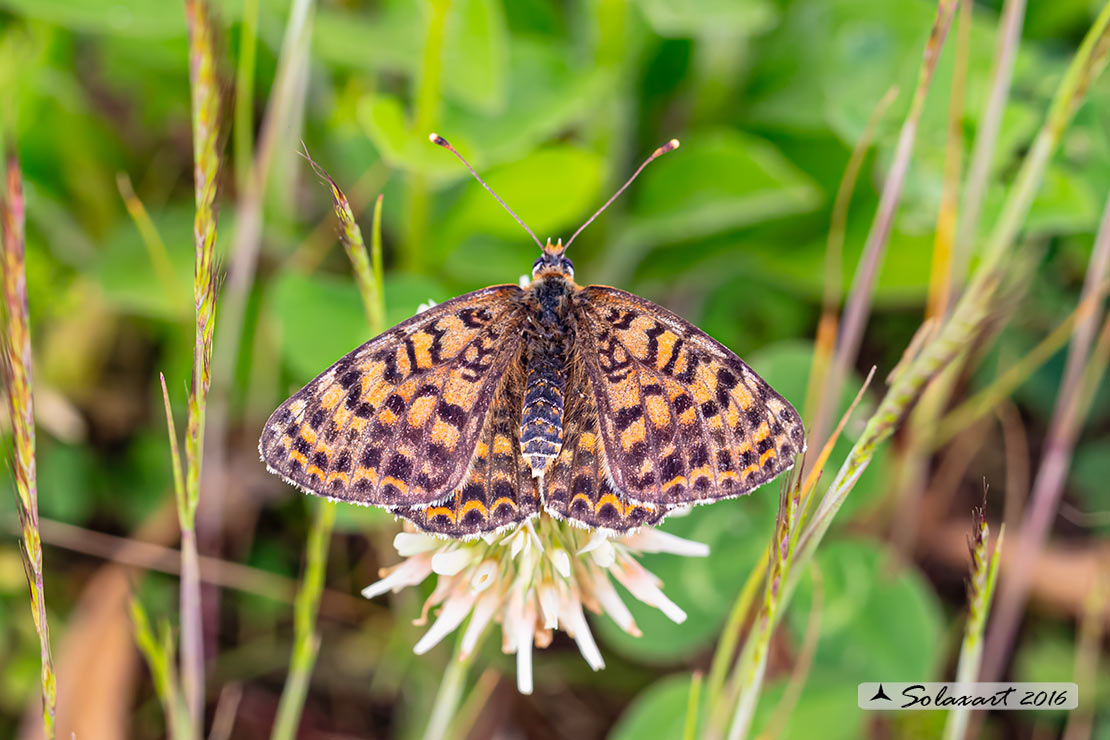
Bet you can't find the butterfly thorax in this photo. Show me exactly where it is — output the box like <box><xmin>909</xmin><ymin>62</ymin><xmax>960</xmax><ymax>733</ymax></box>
<box><xmin>519</xmin><ymin>273</ymin><xmax>577</xmax><ymax>478</ymax></box>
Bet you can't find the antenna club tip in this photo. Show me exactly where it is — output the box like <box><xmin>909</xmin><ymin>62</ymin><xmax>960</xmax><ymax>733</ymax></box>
<box><xmin>429</xmin><ymin>133</ymin><xmax>447</xmax><ymax>146</ymax></box>
<box><xmin>654</xmin><ymin>139</ymin><xmax>680</xmax><ymax>157</ymax></box>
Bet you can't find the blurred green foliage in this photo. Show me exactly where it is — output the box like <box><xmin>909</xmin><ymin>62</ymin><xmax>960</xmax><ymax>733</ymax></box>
<box><xmin>0</xmin><ymin>0</ymin><xmax>1107</xmax><ymax>736</ymax></box>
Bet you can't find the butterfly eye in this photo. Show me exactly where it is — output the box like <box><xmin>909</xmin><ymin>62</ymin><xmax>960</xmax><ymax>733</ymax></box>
<box><xmin>561</xmin><ymin>257</ymin><xmax>574</xmax><ymax>276</ymax></box>
<box><xmin>532</xmin><ymin>258</ymin><xmax>544</xmax><ymax>275</ymax></box>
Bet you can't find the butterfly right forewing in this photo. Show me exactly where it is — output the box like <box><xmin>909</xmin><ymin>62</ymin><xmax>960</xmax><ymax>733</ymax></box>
<box><xmin>259</xmin><ymin>285</ymin><xmax>525</xmax><ymax>509</ymax></box>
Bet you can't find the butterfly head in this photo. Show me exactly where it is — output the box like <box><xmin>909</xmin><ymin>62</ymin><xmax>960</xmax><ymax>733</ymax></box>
<box><xmin>532</xmin><ymin>237</ymin><xmax>574</xmax><ymax>279</ymax></box>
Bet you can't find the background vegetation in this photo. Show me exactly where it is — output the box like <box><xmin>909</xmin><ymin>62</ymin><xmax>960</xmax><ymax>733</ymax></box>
<box><xmin>0</xmin><ymin>0</ymin><xmax>1108</xmax><ymax>737</ymax></box>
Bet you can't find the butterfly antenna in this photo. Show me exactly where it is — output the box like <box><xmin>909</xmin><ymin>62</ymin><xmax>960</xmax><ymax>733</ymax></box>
<box><xmin>564</xmin><ymin>138</ymin><xmax>680</xmax><ymax>249</ymax></box>
<box><xmin>429</xmin><ymin>133</ymin><xmax>544</xmax><ymax>250</ymax></box>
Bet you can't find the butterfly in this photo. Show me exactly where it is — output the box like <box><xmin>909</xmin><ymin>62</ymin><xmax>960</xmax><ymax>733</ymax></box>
<box><xmin>260</xmin><ymin>135</ymin><xmax>806</xmax><ymax>538</ymax></box>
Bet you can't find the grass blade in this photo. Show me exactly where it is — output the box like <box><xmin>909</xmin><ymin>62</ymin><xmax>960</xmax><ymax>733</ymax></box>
<box><xmin>183</xmin><ymin>0</ymin><xmax>224</xmax><ymax>724</ymax></box>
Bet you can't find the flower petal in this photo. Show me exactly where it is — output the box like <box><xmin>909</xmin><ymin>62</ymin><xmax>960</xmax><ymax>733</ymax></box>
<box><xmin>550</xmin><ymin>547</ymin><xmax>571</xmax><ymax>579</ymax></box>
<box><xmin>361</xmin><ymin>555</ymin><xmax>433</xmax><ymax>600</ymax></box>
<box><xmin>592</xmin><ymin>571</ymin><xmax>640</xmax><ymax>637</ymax></box>
<box><xmin>413</xmin><ymin>589</ymin><xmax>476</xmax><ymax>655</ymax></box>
<box><xmin>516</xmin><ymin>603</ymin><xmax>536</xmax><ymax>695</ymax></box>
<box><xmin>393</xmin><ymin>532</ymin><xmax>441</xmax><ymax>557</ymax></box>
<box><xmin>469</xmin><ymin>559</ymin><xmax>499</xmax><ymax>592</ymax></box>
<box><xmin>460</xmin><ymin>590</ymin><xmax>500</xmax><ymax>659</ymax></box>
<box><xmin>624</xmin><ymin>528</ymin><xmax>709</xmax><ymax>558</ymax></box>
<box><xmin>612</xmin><ymin>560</ymin><xmax>687</xmax><ymax>624</ymax></box>
<box><xmin>538</xmin><ymin>582</ymin><xmax>560</xmax><ymax>630</ymax></box>
<box><xmin>560</xmin><ymin>593</ymin><xmax>605</xmax><ymax>671</ymax></box>
<box><xmin>432</xmin><ymin>547</ymin><xmax>476</xmax><ymax>576</ymax></box>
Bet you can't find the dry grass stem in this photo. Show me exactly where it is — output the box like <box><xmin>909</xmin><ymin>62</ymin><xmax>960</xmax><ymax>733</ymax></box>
<box><xmin>812</xmin><ymin>0</ymin><xmax>958</xmax><ymax>448</ymax></box>
<box><xmin>983</xmin><ymin>191</ymin><xmax>1110</xmax><ymax>680</ymax></box>
<box><xmin>951</xmin><ymin>0</ymin><xmax>1028</xmax><ymax>296</ymax></box>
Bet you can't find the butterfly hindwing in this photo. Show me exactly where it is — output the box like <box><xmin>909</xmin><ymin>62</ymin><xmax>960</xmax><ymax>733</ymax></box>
<box><xmin>572</xmin><ymin>286</ymin><xmax>805</xmax><ymax>506</ymax></box>
<box><xmin>543</xmin><ymin>358</ymin><xmax>667</xmax><ymax>531</ymax></box>
<box><xmin>259</xmin><ymin>285</ymin><xmax>525</xmax><ymax>508</ymax></box>
<box><xmin>396</xmin><ymin>362</ymin><xmax>539</xmax><ymax>537</ymax></box>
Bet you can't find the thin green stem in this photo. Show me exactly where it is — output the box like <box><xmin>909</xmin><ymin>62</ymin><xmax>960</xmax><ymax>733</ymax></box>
<box><xmin>371</xmin><ymin>193</ymin><xmax>386</xmax><ymax>330</ymax></box>
<box><xmin>271</xmin><ymin>500</ymin><xmax>337</xmax><ymax>740</ymax></box>
<box><xmin>116</xmin><ymin>172</ymin><xmax>180</xmax><ymax>302</ymax></box>
<box><xmin>802</xmin><ymin>0</ymin><xmax>1110</xmax><ymax>580</ymax></box>
<box><xmin>705</xmin><ymin>548</ymin><xmax>767</xmax><ymax>714</ymax></box>
<box><xmin>404</xmin><ymin>0</ymin><xmax>451</xmax><ymax>271</ymax></box>
<box><xmin>300</xmin><ymin>146</ymin><xmax>385</xmax><ymax>332</ymax></box>
<box><xmin>683</xmin><ymin>672</ymin><xmax>704</xmax><ymax>740</ymax></box>
<box><xmin>933</xmin><ymin>284</ymin><xmax>1107</xmax><ymax>446</ymax></box>
<box><xmin>951</xmin><ymin>0</ymin><xmax>1027</xmax><ymax>298</ymax></box>
<box><xmin>160</xmin><ymin>373</ymin><xmax>187</xmax><ymax>523</ymax></box>
<box><xmin>422</xmin><ymin>636</ymin><xmax>477</xmax><ymax>740</ymax></box>
<box><xmin>130</xmin><ymin>598</ymin><xmax>193</xmax><ymax>740</ymax></box>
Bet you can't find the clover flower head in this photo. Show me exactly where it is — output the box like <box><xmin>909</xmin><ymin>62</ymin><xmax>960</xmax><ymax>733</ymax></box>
<box><xmin>362</xmin><ymin>513</ymin><xmax>708</xmax><ymax>694</ymax></box>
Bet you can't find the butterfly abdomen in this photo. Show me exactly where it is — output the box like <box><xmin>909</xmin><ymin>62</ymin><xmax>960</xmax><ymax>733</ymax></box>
<box><xmin>520</xmin><ymin>277</ymin><xmax>574</xmax><ymax>476</ymax></box>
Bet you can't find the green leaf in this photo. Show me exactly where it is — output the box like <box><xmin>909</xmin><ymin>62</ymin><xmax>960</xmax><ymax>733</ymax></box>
<box><xmin>357</xmin><ymin>94</ymin><xmax>469</xmax><ymax>179</ymax></box>
<box><xmin>271</xmin><ymin>271</ymin><xmax>447</xmax><ymax>383</ymax></box>
<box><xmin>788</xmin><ymin>539</ymin><xmax>944</xmax><ymax>681</ymax></box>
<box><xmin>357</xmin><ymin>38</ymin><xmax>610</xmax><ymax>177</ymax></box>
<box><xmin>331</xmin><ymin>501</ymin><xmax>394</xmax><ymax>533</ymax></box>
<box><xmin>0</xmin><ymin>0</ymin><xmax>187</xmax><ymax>37</ymax></box>
<box><xmin>622</xmin><ymin>129</ymin><xmax>821</xmax><ymax>248</ymax></box>
<box><xmin>314</xmin><ymin>0</ymin><xmax>508</xmax><ymax>114</ymax></box>
<box><xmin>634</xmin><ymin>0</ymin><xmax>777</xmax><ymax>37</ymax></box>
<box><xmin>95</xmin><ymin>207</ymin><xmax>194</xmax><ymax>320</ymax></box>
<box><xmin>312</xmin><ymin>4</ymin><xmax>421</xmax><ymax>76</ymax></box>
<box><xmin>443</xmin><ymin>0</ymin><xmax>509</xmax><ymax>114</ymax></box>
<box><xmin>750</xmin><ymin>669</ymin><xmax>867</xmax><ymax>740</ymax></box>
<box><xmin>608</xmin><ymin>674</ymin><xmax>693</xmax><ymax>740</ymax></box>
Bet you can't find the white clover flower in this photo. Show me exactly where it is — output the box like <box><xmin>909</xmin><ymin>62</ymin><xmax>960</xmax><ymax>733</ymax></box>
<box><xmin>362</xmin><ymin>513</ymin><xmax>708</xmax><ymax>694</ymax></box>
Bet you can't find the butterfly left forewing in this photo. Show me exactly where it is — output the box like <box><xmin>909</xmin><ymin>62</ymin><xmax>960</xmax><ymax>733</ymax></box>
<box><xmin>572</xmin><ymin>286</ymin><xmax>805</xmax><ymax>507</ymax></box>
